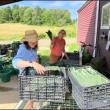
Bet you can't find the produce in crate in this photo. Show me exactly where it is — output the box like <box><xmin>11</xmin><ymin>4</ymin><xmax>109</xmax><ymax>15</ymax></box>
<box><xmin>25</xmin><ymin>66</ymin><xmax>63</xmax><ymax>76</ymax></box>
<box><xmin>19</xmin><ymin>66</ymin><xmax>66</xmax><ymax>102</ymax></box>
<box><xmin>45</xmin><ymin>66</ymin><xmax>60</xmax><ymax>71</ymax></box>
<box><xmin>68</xmin><ymin>66</ymin><xmax>110</xmax><ymax>109</ymax></box>
<box><xmin>70</xmin><ymin>66</ymin><xmax>110</xmax><ymax>87</ymax></box>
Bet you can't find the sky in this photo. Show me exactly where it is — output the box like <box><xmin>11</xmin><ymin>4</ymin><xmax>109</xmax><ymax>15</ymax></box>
<box><xmin>1</xmin><ymin>1</ymin><xmax>86</xmax><ymax>20</ymax></box>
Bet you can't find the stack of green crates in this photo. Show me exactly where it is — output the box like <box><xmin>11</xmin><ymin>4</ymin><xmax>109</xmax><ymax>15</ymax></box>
<box><xmin>68</xmin><ymin>66</ymin><xmax>110</xmax><ymax>109</ymax></box>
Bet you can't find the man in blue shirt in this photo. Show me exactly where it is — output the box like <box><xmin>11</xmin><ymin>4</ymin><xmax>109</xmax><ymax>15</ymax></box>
<box><xmin>12</xmin><ymin>30</ymin><xmax>45</xmax><ymax>74</ymax></box>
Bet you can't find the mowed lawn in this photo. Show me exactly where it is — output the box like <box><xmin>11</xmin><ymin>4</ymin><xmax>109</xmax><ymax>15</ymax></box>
<box><xmin>0</xmin><ymin>23</ymin><xmax>76</xmax><ymax>41</ymax></box>
<box><xmin>0</xmin><ymin>23</ymin><xmax>79</xmax><ymax>63</ymax></box>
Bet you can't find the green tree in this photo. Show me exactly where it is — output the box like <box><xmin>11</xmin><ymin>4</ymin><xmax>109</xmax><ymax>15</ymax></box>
<box><xmin>0</xmin><ymin>5</ymin><xmax>72</xmax><ymax>26</ymax></box>
<box><xmin>42</xmin><ymin>9</ymin><xmax>55</xmax><ymax>26</ymax></box>
<box><xmin>19</xmin><ymin>7</ymin><xmax>28</xmax><ymax>22</ymax></box>
<box><xmin>12</xmin><ymin>5</ymin><xmax>20</xmax><ymax>22</ymax></box>
<box><xmin>23</xmin><ymin>7</ymin><xmax>33</xmax><ymax>24</ymax></box>
<box><xmin>53</xmin><ymin>10</ymin><xmax>72</xmax><ymax>26</ymax></box>
<box><xmin>63</xmin><ymin>10</ymin><xmax>72</xmax><ymax>24</ymax></box>
<box><xmin>0</xmin><ymin>9</ymin><xmax>5</xmax><ymax>23</ymax></box>
<box><xmin>42</xmin><ymin>9</ymin><xmax>72</xmax><ymax>26</ymax></box>
<box><xmin>0</xmin><ymin>7</ymin><xmax>12</xmax><ymax>23</ymax></box>
<box><xmin>5</xmin><ymin>6</ymin><xmax>12</xmax><ymax>22</ymax></box>
<box><xmin>32</xmin><ymin>7</ymin><xmax>43</xmax><ymax>25</ymax></box>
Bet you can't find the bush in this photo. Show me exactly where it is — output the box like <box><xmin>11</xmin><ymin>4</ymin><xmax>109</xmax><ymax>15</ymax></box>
<box><xmin>0</xmin><ymin>69</ymin><xmax>12</xmax><ymax>82</ymax></box>
<box><xmin>82</xmin><ymin>51</ymin><xmax>92</xmax><ymax>65</ymax></box>
<box><xmin>39</xmin><ymin>33</ymin><xmax>47</xmax><ymax>39</ymax></box>
<box><xmin>91</xmin><ymin>57</ymin><xmax>106</xmax><ymax>71</ymax></box>
<box><xmin>1</xmin><ymin>73</ymin><xmax>11</xmax><ymax>82</ymax></box>
<box><xmin>4</xmin><ymin>64</ymin><xmax>19</xmax><ymax>76</ymax></box>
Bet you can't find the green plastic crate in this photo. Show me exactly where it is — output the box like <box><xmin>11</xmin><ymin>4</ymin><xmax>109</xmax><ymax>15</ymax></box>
<box><xmin>4</xmin><ymin>64</ymin><xmax>19</xmax><ymax>76</ymax></box>
<box><xmin>68</xmin><ymin>66</ymin><xmax>110</xmax><ymax>109</ymax></box>
<box><xmin>0</xmin><ymin>69</ymin><xmax>12</xmax><ymax>82</ymax></box>
<box><xmin>70</xmin><ymin>66</ymin><xmax>110</xmax><ymax>87</ymax></box>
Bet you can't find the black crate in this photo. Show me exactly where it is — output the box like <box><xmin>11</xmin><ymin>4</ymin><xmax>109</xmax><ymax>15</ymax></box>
<box><xmin>58</xmin><ymin>59</ymin><xmax>79</xmax><ymax>68</ymax></box>
<box><xmin>19</xmin><ymin>67</ymin><xmax>66</xmax><ymax>102</ymax></box>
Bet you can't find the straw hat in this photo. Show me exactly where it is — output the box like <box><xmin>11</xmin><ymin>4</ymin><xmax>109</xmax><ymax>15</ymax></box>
<box><xmin>21</xmin><ymin>30</ymin><xmax>39</xmax><ymax>42</ymax></box>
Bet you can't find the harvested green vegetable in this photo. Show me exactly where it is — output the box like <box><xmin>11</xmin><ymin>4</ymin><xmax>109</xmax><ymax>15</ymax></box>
<box><xmin>70</xmin><ymin>66</ymin><xmax>110</xmax><ymax>87</ymax></box>
<box><xmin>46</xmin><ymin>30</ymin><xmax>53</xmax><ymax>40</ymax></box>
<box><xmin>24</xmin><ymin>76</ymin><xmax>63</xmax><ymax>91</ymax></box>
<box><xmin>25</xmin><ymin>66</ymin><xmax>62</xmax><ymax>76</ymax></box>
<box><xmin>45</xmin><ymin>66</ymin><xmax>61</xmax><ymax>71</ymax></box>
<box><xmin>20</xmin><ymin>66</ymin><xmax>65</xmax><ymax>101</ymax></box>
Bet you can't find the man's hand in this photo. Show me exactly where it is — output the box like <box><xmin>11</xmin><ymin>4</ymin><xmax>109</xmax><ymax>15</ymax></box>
<box><xmin>63</xmin><ymin>49</ymin><xmax>69</xmax><ymax>60</ymax></box>
<box><xmin>32</xmin><ymin>62</ymin><xmax>45</xmax><ymax>74</ymax></box>
<box><xmin>46</xmin><ymin>30</ymin><xmax>52</xmax><ymax>40</ymax></box>
<box><xmin>65</xmin><ymin>53</ymin><xmax>69</xmax><ymax>60</ymax></box>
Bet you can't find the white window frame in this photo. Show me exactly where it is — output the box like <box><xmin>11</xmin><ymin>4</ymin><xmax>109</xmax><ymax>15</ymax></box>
<box><xmin>101</xmin><ymin>2</ymin><xmax>110</xmax><ymax>29</ymax></box>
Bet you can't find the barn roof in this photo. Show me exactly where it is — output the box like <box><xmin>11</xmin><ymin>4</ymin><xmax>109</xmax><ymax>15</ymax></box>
<box><xmin>77</xmin><ymin>1</ymin><xmax>91</xmax><ymax>13</ymax></box>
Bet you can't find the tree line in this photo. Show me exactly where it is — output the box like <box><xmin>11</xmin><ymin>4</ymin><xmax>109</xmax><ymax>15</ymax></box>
<box><xmin>0</xmin><ymin>5</ymin><xmax>73</xmax><ymax>26</ymax></box>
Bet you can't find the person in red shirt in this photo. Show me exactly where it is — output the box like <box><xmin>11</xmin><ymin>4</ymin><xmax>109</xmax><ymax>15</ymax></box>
<box><xmin>50</xmin><ymin>29</ymin><xmax>69</xmax><ymax>64</ymax></box>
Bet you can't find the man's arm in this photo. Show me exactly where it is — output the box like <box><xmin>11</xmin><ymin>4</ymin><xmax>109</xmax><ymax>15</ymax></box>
<box><xmin>63</xmin><ymin>48</ymin><xmax>69</xmax><ymax>60</ymax></box>
<box><xmin>46</xmin><ymin>30</ymin><xmax>52</xmax><ymax>41</ymax></box>
<box><xmin>63</xmin><ymin>40</ymin><xmax>69</xmax><ymax>59</ymax></box>
<box><xmin>50</xmin><ymin>38</ymin><xmax>55</xmax><ymax>48</ymax></box>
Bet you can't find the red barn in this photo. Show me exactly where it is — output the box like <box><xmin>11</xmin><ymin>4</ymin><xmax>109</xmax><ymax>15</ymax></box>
<box><xmin>77</xmin><ymin>1</ymin><xmax>97</xmax><ymax>55</ymax></box>
<box><xmin>77</xmin><ymin>1</ymin><xmax>110</xmax><ymax>72</ymax></box>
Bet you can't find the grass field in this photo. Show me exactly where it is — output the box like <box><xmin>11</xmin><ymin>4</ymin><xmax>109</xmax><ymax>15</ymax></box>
<box><xmin>37</xmin><ymin>38</ymin><xmax>79</xmax><ymax>64</ymax></box>
<box><xmin>0</xmin><ymin>23</ymin><xmax>79</xmax><ymax>63</ymax></box>
<box><xmin>38</xmin><ymin>43</ymin><xmax>79</xmax><ymax>64</ymax></box>
<box><xmin>0</xmin><ymin>23</ymin><xmax>76</xmax><ymax>41</ymax></box>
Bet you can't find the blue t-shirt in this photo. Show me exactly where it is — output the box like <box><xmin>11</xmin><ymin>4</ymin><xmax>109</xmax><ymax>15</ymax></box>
<box><xmin>12</xmin><ymin>43</ymin><xmax>38</xmax><ymax>73</ymax></box>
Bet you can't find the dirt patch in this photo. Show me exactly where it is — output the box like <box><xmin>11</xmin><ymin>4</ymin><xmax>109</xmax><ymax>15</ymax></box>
<box><xmin>0</xmin><ymin>76</ymin><xmax>19</xmax><ymax>109</ymax></box>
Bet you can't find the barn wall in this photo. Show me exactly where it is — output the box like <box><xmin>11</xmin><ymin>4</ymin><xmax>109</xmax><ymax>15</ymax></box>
<box><xmin>96</xmin><ymin>1</ymin><xmax>110</xmax><ymax>71</ymax></box>
<box><xmin>77</xmin><ymin>1</ymin><xmax>97</xmax><ymax>54</ymax></box>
